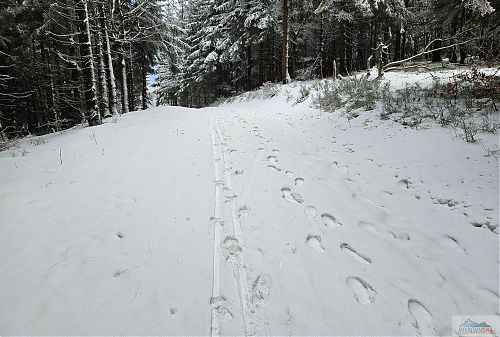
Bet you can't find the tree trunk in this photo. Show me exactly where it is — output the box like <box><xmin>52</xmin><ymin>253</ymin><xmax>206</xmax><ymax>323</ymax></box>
<box><xmin>357</xmin><ymin>23</ymin><xmax>366</xmax><ymax>70</ymax></box>
<box><xmin>346</xmin><ymin>21</ymin><xmax>353</xmax><ymax>73</ymax></box>
<box><xmin>282</xmin><ymin>0</ymin><xmax>290</xmax><ymax>84</ymax></box>
<box><xmin>100</xmin><ymin>4</ymin><xmax>118</xmax><ymax>116</ymax></box>
<box><xmin>120</xmin><ymin>45</ymin><xmax>129</xmax><ymax>114</ymax></box>
<box><xmin>76</xmin><ymin>0</ymin><xmax>101</xmax><ymax>126</ymax></box>
<box><xmin>141</xmin><ymin>52</ymin><xmax>148</xmax><ymax>110</ymax></box>
<box><xmin>382</xmin><ymin>23</ymin><xmax>390</xmax><ymax>65</ymax></box>
<box><xmin>71</xmin><ymin>43</ymin><xmax>86</xmax><ymax>123</ymax></box>
<box><xmin>127</xmin><ymin>44</ymin><xmax>135</xmax><ymax>112</ymax></box>
<box><xmin>118</xmin><ymin>1</ymin><xmax>129</xmax><ymax>114</ymax></box>
<box><xmin>269</xmin><ymin>29</ymin><xmax>276</xmax><ymax>82</ymax></box>
<box><xmin>339</xmin><ymin>20</ymin><xmax>348</xmax><ymax>75</ymax></box>
<box><xmin>432</xmin><ymin>30</ymin><xmax>442</xmax><ymax>62</ymax></box>
<box><xmin>395</xmin><ymin>22</ymin><xmax>402</xmax><ymax>62</ymax></box>
<box><xmin>246</xmin><ymin>42</ymin><xmax>252</xmax><ymax>90</ymax></box>
<box><xmin>97</xmin><ymin>24</ymin><xmax>110</xmax><ymax>118</ymax></box>
<box><xmin>319</xmin><ymin>12</ymin><xmax>325</xmax><ymax>78</ymax></box>
<box><xmin>44</xmin><ymin>39</ymin><xmax>59</xmax><ymax>131</ymax></box>
<box><xmin>401</xmin><ymin>27</ymin><xmax>406</xmax><ymax>61</ymax></box>
<box><xmin>258</xmin><ymin>42</ymin><xmax>264</xmax><ymax>85</ymax></box>
<box><xmin>38</xmin><ymin>37</ymin><xmax>50</xmax><ymax>128</ymax></box>
<box><xmin>459</xmin><ymin>8</ymin><xmax>467</xmax><ymax>64</ymax></box>
<box><xmin>290</xmin><ymin>31</ymin><xmax>298</xmax><ymax>78</ymax></box>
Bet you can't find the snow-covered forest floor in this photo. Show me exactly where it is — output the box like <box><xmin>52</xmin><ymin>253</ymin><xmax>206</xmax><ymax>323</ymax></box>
<box><xmin>0</xmin><ymin>69</ymin><xmax>498</xmax><ymax>335</ymax></box>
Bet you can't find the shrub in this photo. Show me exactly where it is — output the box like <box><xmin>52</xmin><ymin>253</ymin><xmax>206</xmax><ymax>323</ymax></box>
<box><xmin>483</xmin><ymin>145</ymin><xmax>500</xmax><ymax>158</ymax></box>
<box><xmin>313</xmin><ymin>75</ymin><xmax>383</xmax><ymax>113</ymax></box>
<box><xmin>479</xmin><ymin>117</ymin><xmax>500</xmax><ymax>133</ymax></box>
<box><xmin>312</xmin><ymin>80</ymin><xmax>342</xmax><ymax>111</ymax></box>
<box><xmin>383</xmin><ymin>83</ymin><xmax>423</xmax><ymax>116</ymax></box>
<box><xmin>459</xmin><ymin>117</ymin><xmax>479</xmax><ymax>143</ymax></box>
<box><xmin>381</xmin><ymin>69</ymin><xmax>500</xmax><ymax>141</ymax></box>
<box><xmin>28</xmin><ymin>135</ymin><xmax>48</xmax><ymax>146</ymax></box>
<box><xmin>294</xmin><ymin>84</ymin><xmax>311</xmax><ymax>105</ymax></box>
<box><xmin>254</xmin><ymin>82</ymin><xmax>280</xmax><ymax>99</ymax></box>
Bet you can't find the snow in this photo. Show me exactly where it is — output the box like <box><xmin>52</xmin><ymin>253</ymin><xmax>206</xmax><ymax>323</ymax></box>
<box><xmin>0</xmin><ymin>72</ymin><xmax>498</xmax><ymax>335</ymax></box>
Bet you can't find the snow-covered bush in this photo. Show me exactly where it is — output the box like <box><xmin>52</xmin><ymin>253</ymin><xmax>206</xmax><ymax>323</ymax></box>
<box><xmin>0</xmin><ymin>139</ymin><xmax>16</xmax><ymax>152</ymax></box>
<box><xmin>28</xmin><ymin>135</ymin><xmax>48</xmax><ymax>146</ymax></box>
<box><xmin>382</xmin><ymin>83</ymin><xmax>427</xmax><ymax>127</ymax></box>
<box><xmin>313</xmin><ymin>76</ymin><xmax>384</xmax><ymax>113</ymax></box>
<box><xmin>312</xmin><ymin>80</ymin><xmax>342</xmax><ymax>111</ymax></box>
<box><xmin>0</xmin><ymin>130</ymin><xmax>19</xmax><ymax>152</ymax></box>
<box><xmin>483</xmin><ymin>144</ymin><xmax>500</xmax><ymax>158</ymax></box>
<box><xmin>215</xmin><ymin>81</ymin><xmax>280</xmax><ymax>105</ymax></box>
<box><xmin>247</xmin><ymin>82</ymin><xmax>280</xmax><ymax>100</ymax></box>
<box><xmin>294</xmin><ymin>84</ymin><xmax>311</xmax><ymax>105</ymax></box>
<box><xmin>459</xmin><ymin>117</ymin><xmax>480</xmax><ymax>142</ymax></box>
<box><xmin>381</xmin><ymin>69</ymin><xmax>500</xmax><ymax>142</ymax></box>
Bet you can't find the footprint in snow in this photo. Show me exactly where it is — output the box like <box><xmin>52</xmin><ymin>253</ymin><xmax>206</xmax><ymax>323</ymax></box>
<box><xmin>267</xmin><ymin>155</ymin><xmax>278</xmax><ymax>164</ymax></box>
<box><xmin>285</xmin><ymin>242</ymin><xmax>297</xmax><ymax>254</ymax></box>
<box><xmin>268</xmin><ymin>165</ymin><xmax>282</xmax><ymax>172</ymax></box>
<box><xmin>251</xmin><ymin>274</ymin><xmax>272</xmax><ymax>306</ymax></box>
<box><xmin>304</xmin><ymin>205</ymin><xmax>317</xmax><ymax>218</ymax></box>
<box><xmin>408</xmin><ymin>299</ymin><xmax>437</xmax><ymax>336</ymax></box>
<box><xmin>441</xmin><ymin>235</ymin><xmax>466</xmax><ymax>253</ymax></box>
<box><xmin>237</xmin><ymin>205</ymin><xmax>250</xmax><ymax>219</ymax></box>
<box><xmin>346</xmin><ymin>277</ymin><xmax>376</xmax><ymax>304</ymax></box>
<box><xmin>210</xmin><ymin>296</ymin><xmax>234</xmax><ymax>323</ymax></box>
<box><xmin>113</xmin><ymin>269</ymin><xmax>128</xmax><ymax>278</ymax></box>
<box><xmin>285</xmin><ymin>171</ymin><xmax>294</xmax><ymax>178</ymax></box>
<box><xmin>471</xmin><ymin>221</ymin><xmax>498</xmax><ymax>234</ymax></box>
<box><xmin>321</xmin><ymin>213</ymin><xmax>342</xmax><ymax>229</ymax></box>
<box><xmin>222</xmin><ymin>236</ymin><xmax>242</xmax><ymax>263</ymax></box>
<box><xmin>306</xmin><ymin>235</ymin><xmax>326</xmax><ymax>253</ymax></box>
<box><xmin>399</xmin><ymin>178</ymin><xmax>412</xmax><ymax>189</ymax></box>
<box><xmin>340</xmin><ymin>243</ymin><xmax>372</xmax><ymax>264</ymax></box>
<box><xmin>294</xmin><ymin>178</ymin><xmax>304</xmax><ymax>186</ymax></box>
<box><xmin>391</xmin><ymin>232</ymin><xmax>411</xmax><ymax>241</ymax></box>
<box><xmin>224</xmin><ymin>192</ymin><xmax>237</xmax><ymax>202</ymax></box>
<box><xmin>281</xmin><ymin>187</ymin><xmax>303</xmax><ymax>204</ymax></box>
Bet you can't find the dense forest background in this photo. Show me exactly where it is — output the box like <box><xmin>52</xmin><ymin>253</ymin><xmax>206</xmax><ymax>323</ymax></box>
<box><xmin>1</xmin><ymin>0</ymin><xmax>498</xmax><ymax>138</ymax></box>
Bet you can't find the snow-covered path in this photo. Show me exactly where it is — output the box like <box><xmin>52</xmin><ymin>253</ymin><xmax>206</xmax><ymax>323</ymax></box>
<box><xmin>0</xmin><ymin>108</ymin><xmax>216</xmax><ymax>335</ymax></box>
<box><xmin>0</xmin><ymin>89</ymin><xmax>498</xmax><ymax>335</ymax></box>
<box><xmin>208</xmin><ymin>98</ymin><xmax>498</xmax><ymax>336</ymax></box>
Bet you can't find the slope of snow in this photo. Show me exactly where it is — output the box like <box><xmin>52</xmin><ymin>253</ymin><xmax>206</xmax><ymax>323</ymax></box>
<box><xmin>1</xmin><ymin>108</ymin><xmax>214</xmax><ymax>335</ymax></box>
<box><xmin>0</xmin><ymin>73</ymin><xmax>498</xmax><ymax>335</ymax></box>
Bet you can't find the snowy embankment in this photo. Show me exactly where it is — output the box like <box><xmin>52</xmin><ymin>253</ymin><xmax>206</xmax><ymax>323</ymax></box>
<box><xmin>0</xmin><ymin>70</ymin><xmax>498</xmax><ymax>335</ymax></box>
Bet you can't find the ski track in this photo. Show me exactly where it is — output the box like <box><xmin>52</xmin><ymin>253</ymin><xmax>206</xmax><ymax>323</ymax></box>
<box><xmin>213</xmin><ymin>120</ymin><xmax>251</xmax><ymax>335</ymax></box>
<box><xmin>209</xmin><ymin>120</ymin><xmax>223</xmax><ymax>336</ymax></box>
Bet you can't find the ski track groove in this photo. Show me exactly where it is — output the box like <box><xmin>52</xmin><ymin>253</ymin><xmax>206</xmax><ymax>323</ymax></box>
<box><xmin>215</xmin><ymin>120</ymin><xmax>251</xmax><ymax>336</ymax></box>
<box><xmin>210</xmin><ymin>120</ymin><xmax>223</xmax><ymax>336</ymax></box>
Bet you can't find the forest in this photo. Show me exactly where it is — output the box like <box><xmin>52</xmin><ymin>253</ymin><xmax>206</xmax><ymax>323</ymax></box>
<box><xmin>0</xmin><ymin>0</ymin><xmax>498</xmax><ymax>139</ymax></box>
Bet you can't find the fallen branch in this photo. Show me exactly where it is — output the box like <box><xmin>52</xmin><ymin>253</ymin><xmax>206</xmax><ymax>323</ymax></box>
<box><xmin>384</xmin><ymin>63</ymin><xmax>451</xmax><ymax>73</ymax></box>
<box><xmin>382</xmin><ymin>39</ymin><xmax>475</xmax><ymax>74</ymax></box>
